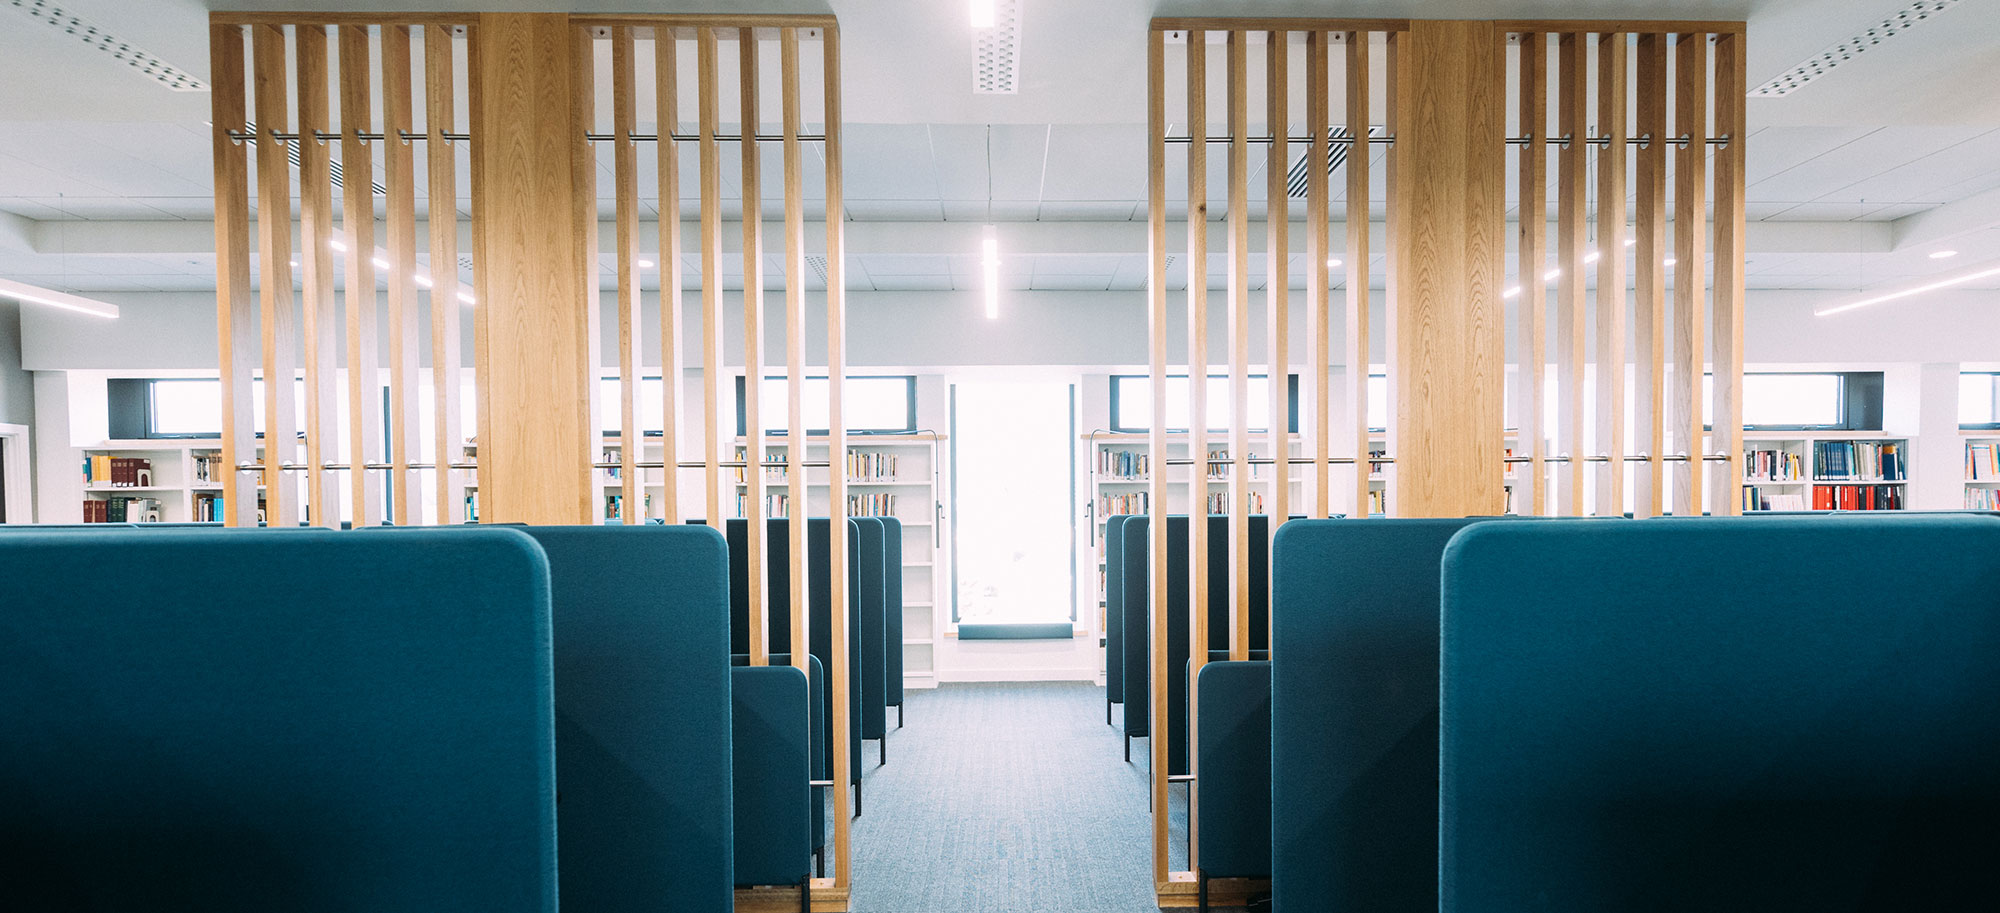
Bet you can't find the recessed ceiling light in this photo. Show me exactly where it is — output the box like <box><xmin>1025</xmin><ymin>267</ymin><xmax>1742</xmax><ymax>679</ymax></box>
<box><xmin>1326</xmin><ymin>258</ymin><xmax>1342</xmax><ymax>268</ymax></box>
<box><xmin>1502</xmin><ymin>286</ymin><xmax>1522</xmax><ymax>299</ymax></box>
<box><xmin>1543</xmin><ymin>268</ymin><xmax>1561</xmax><ymax>281</ymax></box>
<box><xmin>970</xmin><ymin>0</ymin><xmax>996</xmax><ymax>28</ymax></box>
<box><xmin>1623</xmin><ymin>238</ymin><xmax>1637</xmax><ymax>247</ymax></box>
<box><xmin>329</xmin><ymin>238</ymin><xmax>348</xmax><ymax>252</ymax></box>
<box><xmin>1583</xmin><ymin>250</ymin><xmax>1601</xmax><ymax>264</ymax></box>
<box><xmin>1929</xmin><ymin>249</ymin><xmax>1958</xmax><ymax>259</ymax></box>
<box><xmin>1665</xmin><ymin>257</ymin><xmax>1678</xmax><ymax>267</ymax></box>
<box><xmin>637</xmin><ymin>259</ymin><xmax>656</xmax><ymax>269</ymax></box>
<box><xmin>288</xmin><ymin>259</ymin><xmax>298</xmax><ymax>268</ymax></box>
<box><xmin>371</xmin><ymin>256</ymin><xmax>391</xmax><ymax>270</ymax></box>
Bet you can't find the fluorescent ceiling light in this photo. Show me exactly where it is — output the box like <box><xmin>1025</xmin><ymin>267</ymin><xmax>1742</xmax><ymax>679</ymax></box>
<box><xmin>1664</xmin><ymin>257</ymin><xmax>1678</xmax><ymax>266</ymax></box>
<box><xmin>0</xmin><ymin>277</ymin><xmax>119</xmax><ymax>319</ymax></box>
<box><xmin>1502</xmin><ymin>286</ymin><xmax>1522</xmax><ymax>299</ymax></box>
<box><xmin>329</xmin><ymin>238</ymin><xmax>348</xmax><ymax>252</ymax></box>
<box><xmin>1814</xmin><ymin>264</ymin><xmax>2000</xmax><ymax>317</ymax></box>
<box><xmin>1543</xmin><ymin>268</ymin><xmax>1561</xmax><ymax>281</ymax></box>
<box><xmin>638</xmin><ymin>259</ymin><xmax>656</xmax><ymax>269</ymax></box>
<box><xmin>981</xmin><ymin>226</ymin><xmax>1000</xmax><ymax>320</ymax></box>
<box><xmin>1326</xmin><ymin>258</ymin><xmax>1342</xmax><ymax>268</ymax></box>
<box><xmin>971</xmin><ymin>0</ymin><xmax>996</xmax><ymax>28</ymax></box>
<box><xmin>1930</xmin><ymin>249</ymin><xmax>1958</xmax><ymax>259</ymax></box>
<box><xmin>1583</xmin><ymin>250</ymin><xmax>1601</xmax><ymax>264</ymax></box>
<box><xmin>1624</xmin><ymin>238</ymin><xmax>1637</xmax><ymax>247</ymax></box>
<box><xmin>371</xmin><ymin>256</ymin><xmax>391</xmax><ymax>270</ymax></box>
<box><xmin>414</xmin><ymin>274</ymin><xmax>434</xmax><ymax>289</ymax></box>
<box><xmin>457</xmin><ymin>289</ymin><xmax>476</xmax><ymax>305</ymax></box>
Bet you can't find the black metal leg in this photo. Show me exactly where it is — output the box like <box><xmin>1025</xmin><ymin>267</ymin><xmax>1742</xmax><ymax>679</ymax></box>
<box><xmin>1197</xmin><ymin>871</ymin><xmax>1208</xmax><ymax>913</ymax></box>
<box><xmin>800</xmin><ymin>875</ymin><xmax>811</xmax><ymax>913</ymax></box>
<box><xmin>897</xmin><ymin>702</ymin><xmax>904</xmax><ymax>728</ymax></box>
<box><xmin>815</xmin><ymin>847</ymin><xmax>824</xmax><ymax>879</ymax></box>
<box><xmin>879</xmin><ymin>737</ymin><xmax>886</xmax><ymax>767</ymax></box>
<box><xmin>1107</xmin><ymin>696</ymin><xmax>1112</xmax><ymax>725</ymax></box>
<box><xmin>853</xmin><ymin>777</ymin><xmax>862</xmax><ymax>818</ymax></box>
<box><xmin>1123</xmin><ymin>734</ymin><xmax>1130</xmax><ymax>763</ymax></box>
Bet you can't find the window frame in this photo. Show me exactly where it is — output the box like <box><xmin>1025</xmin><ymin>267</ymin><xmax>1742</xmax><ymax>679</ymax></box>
<box><xmin>1960</xmin><ymin>371</ymin><xmax>2000</xmax><ymax>430</ymax></box>
<box><xmin>733</xmin><ymin>374</ymin><xmax>918</xmax><ymax>436</ymax></box>
<box><xmin>1708</xmin><ymin>371</ymin><xmax>1881</xmax><ymax>433</ymax></box>
<box><xmin>1107</xmin><ymin>373</ymin><xmax>1302</xmax><ymax>434</ymax></box>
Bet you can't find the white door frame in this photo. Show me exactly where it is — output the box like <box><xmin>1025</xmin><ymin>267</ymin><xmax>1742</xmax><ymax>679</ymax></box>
<box><xmin>0</xmin><ymin>423</ymin><xmax>31</xmax><ymax>523</ymax></box>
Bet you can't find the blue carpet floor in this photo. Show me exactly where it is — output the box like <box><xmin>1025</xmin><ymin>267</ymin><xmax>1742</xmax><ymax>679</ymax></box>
<box><xmin>844</xmin><ymin>682</ymin><xmax>1223</xmax><ymax>913</ymax></box>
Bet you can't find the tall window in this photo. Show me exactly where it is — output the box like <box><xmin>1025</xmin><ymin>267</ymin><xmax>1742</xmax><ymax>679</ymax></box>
<box><xmin>1109</xmin><ymin>374</ymin><xmax>1300</xmax><ymax>433</ymax></box>
<box><xmin>950</xmin><ymin>380</ymin><xmax>1074</xmax><ymax>632</ymax></box>
<box><xmin>1962</xmin><ymin>372</ymin><xmax>2000</xmax><ymax>429</ymax></box>
<box><xmin>734</xmin><ymin>375</ymin><xmax>916</xmax><ymax>435</ymax></box>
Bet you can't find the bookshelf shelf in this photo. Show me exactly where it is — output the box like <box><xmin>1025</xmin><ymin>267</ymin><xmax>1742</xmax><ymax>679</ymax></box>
<box><xmin>71</xmin><ymin>439</ymin><xmax>231</xmax><ymax>523</ymax></box>
<box><xmin>1965</xmin><ymin>436</ymin><xmax>2000</xmax><ymax>509</ymax></box>
<box><xmin>1742</xmin><ymin>434</ymin><xmax>1911</xmax><ymax>512</ymax></box>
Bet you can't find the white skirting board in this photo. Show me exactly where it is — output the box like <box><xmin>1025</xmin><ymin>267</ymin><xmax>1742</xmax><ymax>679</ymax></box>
<box><xmin>931</xmin><ymin>667</ymin><xmax>1102</xmax><ymax>684</ymax></box>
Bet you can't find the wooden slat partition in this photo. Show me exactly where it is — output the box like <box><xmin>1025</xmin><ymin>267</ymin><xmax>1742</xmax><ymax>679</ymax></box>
<box><xmin>209</xmin><ymin>24</ymin><xmax>257</xmax><ymax>527</ymax></box>
<box><xmin>1515</xmin><ymin>32</ymin><xmax>1547</xmax><ymax>517</ymax></box>
<box><xmin>780</xmin><ymin>28</ymin><xmax>811</xmax><ymax>678</ymax></box>
<box><xmin>1183</xmin><ymin>26</ymin><xmax>1211</xmax><ymax>881</ymax></box>
<box><xmin>740</xmin><ymin>26</ymin><xmax>770</xmax><ymax>667</ymax></box>
<box><xmin>1594</xmin><ymin>32</ymin><xmax>1627</xmax><ymax>517</ymax></box>
<box><xmin>1344</xmin><ymin>31</ymin><xmax>1371</xmax><ymax>518</ymax></box>
<box><xmin>1554</xmin><ymin>32</ymin><xmax>1586</xmax><ymax>516</ymax></box>
<box><xmin>697</xmin><ymin>29</ymin><xmax>725</xmax><ymax>529</ymax></box>
<box><xmin>1143</xmin><ymin>24</ymin><xmax>1172</xmax><ymax>890</ymax></box>
<box><xmin>1304</xmin><ymin>31</ymin><xmax>1331</xmax><ymax>518</ymax></box>
<box><xmin>654</xmin><ymin>30</ymin><xmax>684</xmax><ymax>527</ymax></box>
<box><xmin>1264</xmin><ymin>30</ymin><xmax>1290</xmax><ymax>625</ymax></box>
<box><xmin>569</xmin><ymin>25</ymin><xmax>602</xmax><ymax>525</ymax></box>
<box><xmin>383</xmin><ymin>24</ymin><xmax>419</xmax><ymax>526</ymax></box>
<box><xmin>338</xmin><ymin>24</ymin><xmax>382</xmax><ymax>527</ymax></box>
<box><xmin>1711</xmin><ymin>32</ymin><xmax>1747</xmax><ymax>515</ymax></box>
<box><xmin>1632</xmin><ymin>32</ymin><xmax>1667</xmax><ymax>517</ymax></box>
<box><xmin>1225</xmin><ymin>30</ymin><xmax>1250</xmax><ymax>669</ymax></box>
<box><xmin>612</xmin><ymin>27</ymin><xmax>642</xmax><ymax>524</ymax></box>
<box><xmin>822</xmin><ymin>24</ymin><xmax>856</xmax><ymax>901</ymax></box>
<box><xmin>426</xmin><ymin>25</ymin><xmax>464</xmax><ymax>525</ymax></box>
<box><xmin>252</xmin><ymin>25</ymin><xmax>298</xmax><ymax>527</ymax></box>
<box><xmin>297</xmin><ymin>26</ymin><xmax>339</xmax><ymax>527</ymax></box>
<box><xmin>1672</xmin><ymin>32</ymin><xmax>1709</xmax><ymax>516</ymax></box>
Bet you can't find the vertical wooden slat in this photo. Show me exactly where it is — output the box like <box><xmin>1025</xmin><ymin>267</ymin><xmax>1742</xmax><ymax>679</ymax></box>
<box><xmin>1671</xmin><ymin>32</ymin><xmax>1709</xmax><ymax>516</ymax></box>
<box><xmin>613</xmin><ymin>27</ymin><xmax>642</xmax><ymax>521</ymax></box>
<box><xmin>1263</xmin><ymin>28</ymin><xmax>1289</xmax><ymax>653</ymax></box>
<box><xmin>1516</xmin><ymin>32</ymin><xmax>1547</xmax><ymax>516</ymax></box>
<box><xmin>1632</xmin><ymin>32</ymin><xmax>1667</xmax><ymax>517</ymax></box>
<box><xmin>781</xmin><ymin>28</ymin><xmax>811</xmax><ymax>678</ymax></box>
<box><xmin>1184</xmin><ymin>28</ymin><xmax>1210</xmax><ymax>874</ymax></box>
<box><xmin>1595</xmin><ymin>31</ymin><xmax>1628</xmax><ymax>517</ymax></box>
<box><xmin>1305</xmin><ymin>31</ymin><xmax>1331</xmax><ymax>518</ymax></box>
<box><xmin>468</xmin><ymin>20</ymin><xmax>489</xmax><ymax>525</ymax></box>
<box><xmin>253</xmin><ymin>25</ymin><xmax>298</xmax><ymax>527</ymax></box>
<box><xmin>1711</xmin><ymin>32</ymin><xmax>1747</xmax><ymax>515</ymax></box>
<box><xmin>655</xmin><ymin>28</ymin><xmax>683</xmax><ymax>525</ymax></box>
<box><xmin>425</xmin><ymin>23</ymin><xmax>464</xmax><ymax>525</ymax></box>
<box><xmin>297</xmin><ymin>26</ymin><xmax>339</xmax><ymax>528</ymax></box>
<box><xmin>383</xmin><ymin>24</ymin><xmax>419</xmax><ymax>526</ymax></box>
<box><xmin>698</xmin><ymin>29</ymin><xmax>725</xmax><ymax>530</ymax></box>
<box><xmin>340</xmin><ymin>25</ymin><xmax>382</xmax><ymax>527</ymax></box>
<box><xmin>1554</xmin><ymin>32</ymin><xmax>1586</xmax><ymax>516</ymax></box>
<box><xmin>739</xmin><ymin>27</ymin><xmax>769</xmax><ymax>666</ymax></box>
<box><xmin>210</xmin><ymin>23</ymin><xmax>257</xmax><ymax>528</ymax></box>
<box><xmin>1225</xmin><ymin>30</ymin><xmax>1250</xmax><ymax>667</ymax></box>
<box><xmin>1144</xmin><ymin>24</ymin><xmax>1171</xmax><ymax>888</ymax></box>
<box><xmin>822</xmin><ymin>21</ymin><xmax>855</xmax><ymax>888</ymax></box>
<box><xmin>571</xmin><ymin>26</ymin><xmax>602</xmax><ymax>524</ymax></box>
<box><xmin>1344</xmin><ymin>31</ymin><xmax>1370</xmax><ymax>517</ymax></box>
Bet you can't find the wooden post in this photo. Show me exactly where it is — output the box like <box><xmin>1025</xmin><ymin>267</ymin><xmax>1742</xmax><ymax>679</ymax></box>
<box><xmin>252</xmin><ymin>25</ymin><xmax>298</xmax><ymax>527</ymax></box>
<box><xmin>1671</xmin><ymin>32</ymin><xmax>1708</xmax><ymax>516</ymax></box>
<box><xmin>1305</xmin><ymin>31</ymin><xmax>1331</xmax><ymax>518</ymax></box>
<box><xmin>1554</xmin><ymin>32</ymin><xmax>1586</xmax><ymax>516</ymax></box>
<box><xmin>1226</xmin><ymin>30</ymin><xmax>1251</xmax><ymax>664</ymax></box>
<box><xmin>1632</xmin><ymin>32</ymin><xmax>1667</xmax><ymax>517</ymax></box>
<box><xmin>1516</xmin><ymin>32</ymin><xmax>1547</xmax><ymax>517</ymax></box>
<box><xmin>655</xmin><ymin>28</ymin><xmax>684</xmax><ymax>525</ymax></box>
<box><xmin>383</xmin><ymin>24</ymin><xmax>420</xmax><ymax>526</ymax></box>
<box><xmin>1264</xmin><ymin>29</ymin><xmax>1289</xmax><ymax>651</ymax></box>
<box><xmin>426</xmin><ymin>23</ymin><xmax>465</xmax><ymax>525</ymax></box>
<box><xmin>1144</xmin><ymin>26</ymin><xmax>1171</xmax><ymax>890</ymax></box>
<box><xmin>781</xmin><ymin>27</ymin><xmax>812</xmax><ymax>681</ymax></box>
<box><xmin>1184</xmin><ymin>25</ymin><xmax>1211</xmax><ymax>876</ymax></box>
<box><xmin>1345</xmin><ymin>31</ymin><xmax>1371</xmax><ymax>517</ymax></box>
<box><xmin>613</xmin><ymin>27</ymin><xmax>643</xmax><ymax>523</ymax></box>
<box><xmin>740</xmin><ymin>27</ymin><xmax>770</xmax><ymax>665</ymax></box>
<box><xmin>1594</xmin><ymin>32</ymin><xmax>1627</xmax><ymax>517</ymax></box>
<box><xmin>340</xmin><ymin>25</ymin><xmax>383</xmax><ymax>527</ymax></box>
<box><xmin>297</xmin><ymin>25</ymin><xmax>340</xmax><ymax>528</ymax></box>
<box><xmin>209</xmin><ymin>23</ymin><xmax>258</xmax><ymax>528</ymax></box>
<box><xmin>1711</xmin><ymin>32</ymin><xmax>1747</xmax><ymax>515</ymax></box>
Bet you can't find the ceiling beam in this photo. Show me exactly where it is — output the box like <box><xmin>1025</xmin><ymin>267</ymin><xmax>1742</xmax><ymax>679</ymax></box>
<box><xmin>1890</xmin><ymin>184</ymin><xmax>2000</xmax><ymax>252</ymax></box>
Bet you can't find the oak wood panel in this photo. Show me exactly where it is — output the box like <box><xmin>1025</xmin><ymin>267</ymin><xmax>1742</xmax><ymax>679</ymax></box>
<box><xmin>1671</xmin><ymin>32</ymin><xmax>1708</xmax><ymax>516</ymax></box>
<box><xmin>253</xmin><ymin>25</ymin><xmax>299</xmax><ymax>527</ymax></box>
<box><xmin>1144</xmin><ymin>27</ymin><xmax>1171</xmax><ymax>887</ymax></box>
<box><xmin>1594</xmin><ymin>31</ymin><xmax>1627</xmax><ymax>517</ymax></box>
<box><xmin>1632</xmin><ymin>32</ymin><xmax>1667</xmax><ymax>517</ymax></box>
<box><xmin>339</xmin><ymin>25</ymin><xmax>383</xmax><ymax>527</ymax></box>
<box><xmin>822</xmin><ymin>23</ymin><xmax>855</xmax><ymax>888</ymax></box>
<box><xmin>468</xmin><ymin>13</ymin><xmax>594</xmax><ymax>524</ymax></box>
<box><xmin>1185</xmin><ymin>27</ymin><xmax>1212</xmax><ymax>874</ymax></box>
<box><xmin>739</xmin><ymin>26</ymin><xmax>770</xmax><ymax>666</ymax></box>
<box><xmin>1516</xmin><ymin>32</ymin><xmax>1547</xmax><ymax>517</ymax></box>
<box><xmin>1554</xmin><ymin>32</ymin><xmax>1586</xmax><ymax>516</ymax></box>
<box><xmin>654</xmin><ymin>28</ymin><xmax>684</xmax><ymax>526</ymax></box>
<box><xmin>1711</xmin><ymin>32</ymin><xmax>1747</xmax><ymax>516</ymax></box>
<box><xmin>296</xmin><ymin>25</ymin><xmax>339</xmax><ymax>527</ymax></box>
<box><xmin>1496</xmin><ymin>19</ymin><xmax>1746</xmax><ymax>35</ymax></box>
<box><xmin>1225</xmin><ymin>30</ymin><xmax>1250</xmax><ymax>668</ymax></box>
<box><xmin>570</xmin><ymin>25</ymin><xmax>602</xmax><ymax>524</ymax></box>
<box><xmin>781</xmin><ymin>28</ymin><xmax>812</xmax><ymax>676</ymax></box>
<box><xmin>1387</xmin><ymin>20</ymin><xmax>1506</xmax><ymax>517</ymax></box>
<box><xmin>209</xmin><ymin>23</ymin><xmax>258</xmax><ymax>527</ymax></box>
<box><xmin>1263</xmin><ymin>29</ymin><xmax>1289</xmax><ymax>650</ymax></box>
<box><xmin>383</xmin><ymin>24</ymin><xmax>419</xmax><ymax>526</ymax></box>
<box><xmin>1303</xmin><ymin>32</ymin><xmax>1331</xmax><ymax>518</ymax></box>
<box><xmin>1152</xmin><ymin>17</ymin><xmax>1410</xmax><ymax>33</ymax></box>
<box><xmin>698</xmin><ymin>29</ymin><xmax>726</xmax><ymax>528</ymax></box>
<box><xmin>426</xmin><ymin>23</ymin><xmax>465</xmax><ymax>525</ymax></box>
<box><xmin>613</xmin><ymin>27</ymin><xmax>643</xmax><ymax>523</ymax></box>
<box><xmin>1344</xmin><ymin>31</ymin><xmax>1371</xmax><ymax>517</ymax></box>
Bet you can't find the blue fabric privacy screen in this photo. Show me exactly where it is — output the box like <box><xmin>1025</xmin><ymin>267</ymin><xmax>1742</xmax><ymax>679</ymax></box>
<box><xmin>730</xmin><ymin>665</ymin><xmax>812</xmax><ymax>889</ymax></box>
<box><xmin>1194</xmin><ymin>660</ymin><xmax>1272</xmax><ymax>880</ymax></box>
<box><xmin>1104</xmin><ymin>515</ymin><xmax>1129</xmax><ymax>720</ymax></box>
<box><xmin>855</xmin><ymin>517</ymin><xmax>889</xmax><ymax>743</ymax></box>
<box><xmin>1441</xmin><ymin>516</ymin><xmax>2000</xmax><ymax>911</ymax></box>
<box><xmin>879</xmin><ymin>517</ymin><xmax>906</xmax><ymax>708</ymax></box>
<box><xmin>1269</xmin><ymin>518</ymin><xmax>1494</xmax><ymax>913</ymax></box>
<box><xmin>0</xmin><ymin>529</ymin><xmax>558</xmax><ymax>912</ymax></box>
<box><xmin>514</xmin><ymin>525</ymin><xmax>735</xmax><ymax>912</ymax></box>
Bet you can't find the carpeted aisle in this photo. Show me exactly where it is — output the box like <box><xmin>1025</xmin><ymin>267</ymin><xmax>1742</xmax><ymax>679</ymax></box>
<box><xmin>846</xmin><ymin>682</ymin><xmax>1164</xmax><ymax>913</ymax></box>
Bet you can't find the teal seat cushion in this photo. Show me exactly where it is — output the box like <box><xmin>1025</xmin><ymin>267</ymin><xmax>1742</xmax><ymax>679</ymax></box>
<box><xmin>730</xmin><ymin>665</ymin><xmax>812</xmax><ymax>888</ymax></box>
<box><xmin>1441</xmin><ymin>516</ymin><xmax>2000</xmax><ymax>911</ymax></box>
<box><xmin>0</xmin><ymin>528</ymin><xmax>557</xmax><ymax>912</ymax></box>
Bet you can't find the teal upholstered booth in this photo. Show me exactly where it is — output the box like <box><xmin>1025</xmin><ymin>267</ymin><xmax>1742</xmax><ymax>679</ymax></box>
<box><xmin>1104</xmin><ymin>514</ymin><xmax>1130</xmax><ymax>727</ymax></box>
<box><xmin>0</xmin><ymin>528</ymin><xmax>558</xmax><ymax>911</ymax></box>
<box><xmin>880</xmin><ymin>517</ymin><xmax>906</xmax><ymax>725</ymax></box>
<box><xmin>1193</xmin><ymin>659</ymin><xmax>1272</xmax><ymax>905</ymax></box>
<box><xmin>730</xmin><ymin>665</ymin><xmax>812</xmax><ymax>901</ymax></box>
<box><xmin>1269</xmin><ymin>518</ymin><xmax>1493</xmax><ymax>913</ymax></box>
<box><xmin>855</xmin><ymin>516</ymin><xmax>890</xmax><ymax>765</ymax></box>
<box><xmin>1440</xmin><ymin>516</ymin><xmax>2000</xmax><ymax>911</ymax></box>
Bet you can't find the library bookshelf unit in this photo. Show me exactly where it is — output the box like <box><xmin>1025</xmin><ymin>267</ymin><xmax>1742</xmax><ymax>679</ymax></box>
<box><xmin>599</xmin><ymin>434</ymin><xmax>946</xmax><ymax>690</ymax></box>
<box><xmin>1741</xmin><ymin>433</ymin><xmax>1911</xmax><ymax>512</ymax></box>
<box><xmin>76</xmin><ymin>439</ymin><xmax>226</xmax><ymax>523</ymax></box>
<box><xmin>1966</xmin><ymin>433</ymin><xmax>2000</xmax><ymax>510</ymax></box>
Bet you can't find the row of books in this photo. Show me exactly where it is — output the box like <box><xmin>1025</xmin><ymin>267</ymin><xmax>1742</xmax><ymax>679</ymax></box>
<box><xmin>846</xmin><ymin>452</ymin><xmax>900</xmax><ymax>481</ymax></box>
<box><xmin>1813</xmin><ymin>441</ymin><xmax>1904</xmax><ymax>481</ymax></box>
<box><xmin>1744</xmin><ymin>448</ymin><xmax>1806</xmax><ymax>482</ymax></box>
<box><xmin>1203</xmin><ymin>449</ymin><xmax>1272</xmax><ymax>481</ymax></box>
<box><xmin>734</xmin><ymin>493</ymin><xmax>791</xmax><ymax>518</ymax></box>
<box><xmin>1743</xmin><ymin>487</ymin><xmax>1809</xmax><ymax>512</ymax></box>
<box><xmin>602</xmin><ymin>492</ymin><xmax>657</xmax><ymax>521</ymax></box>
<box><xmin>464</xmin><ymin>491</ymin><xmax>479</xmax><ymax>523</ymax></box>
<box><xmin>847</xmin><ymin>493</ymin><xmax>896</xmax><ymax>517</ymax></box>
<box><xmin>1098</xmin><ymin>450</ymin><xmax>1150</xmax><ymax>480</ymax></box>
<box><xmin>1969</xmin><ymin>489</ymin><xmax>1999</xmax><ymax>510</ymax></box>
<box><xmin>83</xmin><ymin>455</ymin><xmax>154</xmax><ymax>487</ymax></box>
<box><xmin>1812</xmin><ymin>484</ymin><xmax>1904</xmax><ymax>511</ymax></box>
<box><xmin>1203</xmin><ymin>490</ymin><xmax>1268</xmax><ymax>515</ymax></box>
<box><xmin>1367</xmin><ymin>489</ymin><xmax>1387</xmax><ymax>515</ymax></box>
<box><xmin>1968</xmin><ymin>442</ymin><xmax>1998</xmax><ymax>481</ymax></box>
<box><xmin>193</xmin><ymin>493</ymin><xmax>225</xmax><ymax>522</ymax></box>
<box><xmin>1100</xmin><ymin>492</ymin><xmax>1149</xmax><ymax>517</ymax></box>
<box><xmin>193</xmin><ymin>452</ymin><xmax>223</xmax><ymax>484</ymax></box>
<box><xmin>82</xmin><ymin>496</ymin><xmax>163</xmax><ymax>523</ymax></box>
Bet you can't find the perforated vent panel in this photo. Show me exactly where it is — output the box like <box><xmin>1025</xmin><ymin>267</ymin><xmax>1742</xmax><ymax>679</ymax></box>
<box><xmin>7</xmin><ymin>0</ymin><xmax>208</xmax><ymax>91</ymax></box>
<box><xmin>973</xmin><ymin>0</ymin><xmax>1023</xmax><ymax>95</ymax></box>
<box><xmin>1750</xmin><ymin>0</ymin><xmax>1962</xmax><ymax>98</ymax></box>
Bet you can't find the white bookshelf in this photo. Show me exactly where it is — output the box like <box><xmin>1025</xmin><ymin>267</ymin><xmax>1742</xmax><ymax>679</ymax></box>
<box><xmin>1964</xmin><ymin>432</ymin><xmax>2000</xmax><ymax>510</ymax></box>
<box><xmin>1741</xmin><ymin>432</ymin><xmax>1912</xmax><ymax>512</ymax></box>
<box><xmin>73</xmin><ymin>439</ymin><xmax>228</xmax><ymax>523</ymax></box>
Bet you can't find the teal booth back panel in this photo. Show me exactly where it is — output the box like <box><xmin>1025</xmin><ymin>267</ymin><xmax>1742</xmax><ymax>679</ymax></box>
<box><xmin>729</xmin><ymin>665</ymin><xmax>812</xmax><ymax>888</ymax></box>
<box><xmin>1441</xmin><ymin>516</ymin><xmax>2000</xmax><ymax>911</ymax></box>
<box><xmin>855</xmin><ymin>517</ymin><xmax>889</xmax><ymax>741</ymax></box>
<box><xmin>0</xmin><ymin>528</ymin><xmax>557</xmax><ymax>912</ymax></box>
<box><xmin>1194</xmin><ymin>660</ymin><xmax>1272</xmax><ymax>879</ymax></box>
<box><xmin>1269</xmin><ymin>518</ymin><xmax>1490</xmax><ymax>913</ymax></box>
<box><xmin>515</xmin><ymin>525</ymin><xmax>734</xmax><ymax>912</ymax></box>
<box><xmin>1104</xmin><ymin>515</ymin><xmax>1129</xmax><ymax>708</ymax></box>
<box><xmin>880</xmin><ymin>517</ymin><xmax>905</xmax><ymax>706</ymax></box>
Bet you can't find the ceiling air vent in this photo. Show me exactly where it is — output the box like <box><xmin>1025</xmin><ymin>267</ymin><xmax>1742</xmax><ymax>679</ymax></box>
<box><xmin>1750</xmin><ymin>0</ymin><xmax>1963</xmax><ymax>98</ymax></box>
<box><xmin>972</xmin><ymin>0</ymin><xmax>1023</xmax><ymax>94</ymax></box>
<box><xmin>1285</xmin><ymin>126</ymin><xmax>1382</xmax><ymax>199</ymax></box>
<box><xmin>806</xmin><ymin>255</ymin><xmax>830</xmax><ymax>285</ymax></box>
<box><xmin>7</xmin><ymin>0</ymin><xmax>208</xmax><ymax>92</ymax></box>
